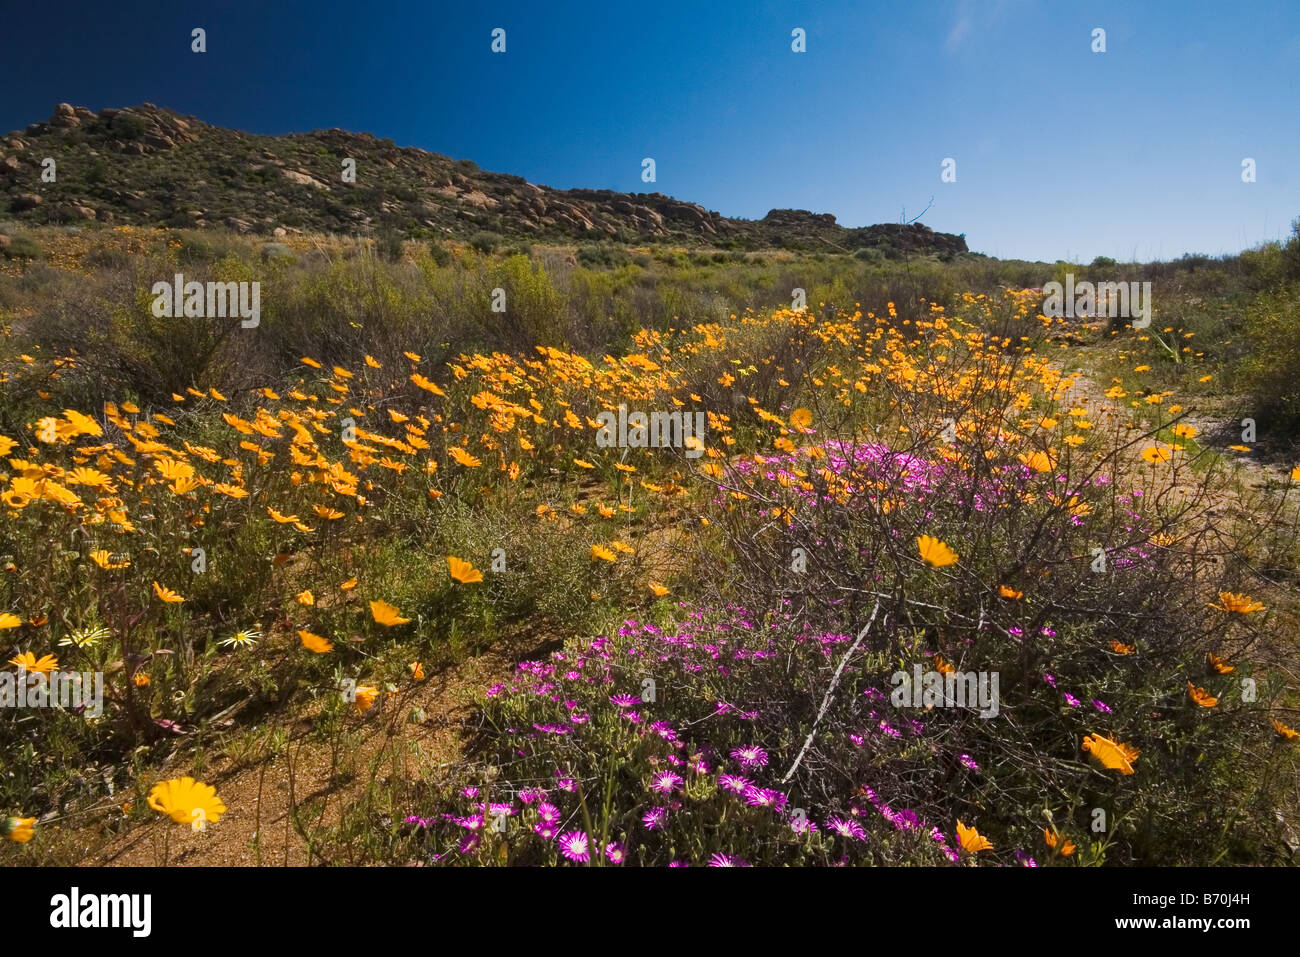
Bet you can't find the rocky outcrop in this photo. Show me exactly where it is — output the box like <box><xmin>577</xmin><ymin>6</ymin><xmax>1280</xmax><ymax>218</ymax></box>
<box><xmin>0</xmin><ymin>102</ymin><xmax>971</xmax><ymax>256</ymax></box>
<box><xmin>281</xmin><ymin>168</ymin><xmax>330</xmax><ymax>190</ymax></box>
<box><xmin>846</xmin><ymin>222</ymin><xmax>968</xmax><ymax>257</ymax></box>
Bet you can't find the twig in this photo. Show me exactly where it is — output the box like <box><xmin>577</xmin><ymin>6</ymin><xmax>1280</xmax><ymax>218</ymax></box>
<box><xmin>781</xmin><ymin>601</ymin><xmax>879</xmax><ymax>784</ymax></box>
<box><xmin>902</xmin><ymin>197</ymin><xmax>935</xmax><ymax>225</ymax></box>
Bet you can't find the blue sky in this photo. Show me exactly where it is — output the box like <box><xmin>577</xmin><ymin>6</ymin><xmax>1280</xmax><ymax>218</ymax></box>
<box><xmin>3</xmin><ymin>0</ymin><xmax>1298</xmax><ymax>261</ymax></box>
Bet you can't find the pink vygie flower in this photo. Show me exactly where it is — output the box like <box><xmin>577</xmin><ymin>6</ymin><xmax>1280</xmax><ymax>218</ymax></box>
<box><xmin>642</xmin><ymin>806</ymin><xmax>668</xmax><ymax>830</ymax></box>
<box><xmin>828</xmin><ymin>816</ymin><xmax>867</xmax><ymax>840</ymax></box>
<box><xmin>650</xmin><ymin>771</ymin><xmax>683</xmax><ymax>794</ymax></box>
<box><xmin>744</xmin><ymin>786</ymin><xmax>787</xmax><ymax>811</ymax></box>
<box><xmin>708</xmin><ymin>852</ymin><xmax>748</xmax><ymax>867</ymax></box>
<box><xmin>731</xmin><ymin>745</ymin><xmax>769</xmax><ymax>768</ymax></box>
<box><xmin>558</xmin><ymin>830</ymin><xmax>590</xmax><ymax>863</ymax></box>
<box><xmin>790</xmin><ymin>815</ymin><xmax>819</xmax><ymax>834</ymax></box>
<box><xmin>719</xmin><ymin>774</ymin><xmax>752</xmax><ymax>794</ymax></box>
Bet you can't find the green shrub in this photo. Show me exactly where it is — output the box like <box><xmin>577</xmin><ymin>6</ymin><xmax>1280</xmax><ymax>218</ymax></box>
<box><xmin>376</xmin><ymin>229</ymin><xmax>407</xmax><ymax>262</ymax></box>
<box><xmin>470</xmin><ymin>231</ymin><xmax>499</xmax><ymax>255</ymax></box>
<box><xmin>1284</xmin><ymin>218</ymin><xmax>1300</xmax><ymax>282</ymax></box>
<box><xmin>112</xmin><ymin>113</ymin><xmax>148</xmax><ymax>140</ymax></box>
<box><xmin>2</xmin><ymin>234</ymin><xmax>43</xmax><ymax>260</ymax></box>
<box><xmin>427</xmin><ymin>239</ymin><xmax>452</xmax><ymax>267</ymax></box>
<box><xmin>488</xmin><ymin>254</ymin><xmax>565</xmax><ymax>347</ymax></box>
<box><xmin>1239</xmin><ymin>281</ymin><xmax>1300</xmax><ymax>431</ymax></box>
<box><xmin>577</xmin><ymin>243</ymin><xmax>630</xmax><ymax>269</ymax></box>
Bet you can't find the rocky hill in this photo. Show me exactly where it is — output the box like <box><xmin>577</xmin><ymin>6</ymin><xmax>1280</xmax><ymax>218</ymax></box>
<box><xmin>1</xmin><ymin>102</ymin><xmax>968</xmax><ymax>255</ymax></box>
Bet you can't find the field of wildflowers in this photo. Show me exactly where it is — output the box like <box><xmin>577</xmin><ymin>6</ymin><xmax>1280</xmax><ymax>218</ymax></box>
<box><xmin>1</xmin><ymin>227</ymin><xmax>1298</xmax><ymax>866</ymax></box>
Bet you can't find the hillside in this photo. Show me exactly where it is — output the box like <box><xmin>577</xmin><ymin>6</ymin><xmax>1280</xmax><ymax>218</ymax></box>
<box><xmin>1</xmin><ymin>102</ymin><xmax>967</xmax><ymax>255</ymax></box>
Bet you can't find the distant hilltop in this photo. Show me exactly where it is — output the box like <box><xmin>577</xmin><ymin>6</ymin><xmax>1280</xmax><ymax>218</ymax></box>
<box><xmin>2</xmin><ymin>102</ymin><xmax>968</xmax><ymax>256</ymax></box>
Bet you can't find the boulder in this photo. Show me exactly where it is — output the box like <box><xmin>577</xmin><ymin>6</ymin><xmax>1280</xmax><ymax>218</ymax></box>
<box><xmin>11</xmin><ymin>192</ymin><xmax>43</xmax><ymax>211</ymax></box>
<box><xmin>461</xmin><ymin>189</ymin><xmax>497</xmax><ymax>209</ymax></box>
<box><xmin>282</xmin><ymin>168</ymin><xmax>329</xmax><ymax>190</ymax></box>
<box><xmin>49</xmin><ymin>105</ymin><xmax>80</xmax><ymax>128</ymax></box>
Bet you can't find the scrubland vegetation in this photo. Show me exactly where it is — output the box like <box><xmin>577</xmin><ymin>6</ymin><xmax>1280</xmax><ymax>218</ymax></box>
<box><xmin>2</xmin><ymin>223</ymin><xmax>1299</xmax><ymax>865</ymax></box>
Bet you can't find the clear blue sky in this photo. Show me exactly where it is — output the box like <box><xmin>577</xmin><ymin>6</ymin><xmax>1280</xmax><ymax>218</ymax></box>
<box><xmin>3</xmin><ymin>0</ymin><xmax>1297</xmax><ymax>262</ymax></box>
